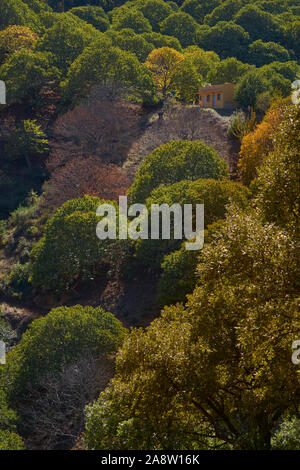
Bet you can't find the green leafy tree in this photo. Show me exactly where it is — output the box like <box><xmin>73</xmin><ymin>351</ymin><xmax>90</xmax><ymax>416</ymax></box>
<box><xmin>22</xmin><ymin>0</ymin><xmax>50</xmax><ymax>13</ymax></box>
<box><xmin>139</xmin><ymin>0</ymin><xmax>173</xmax><ymax>32</ymax></box>
<box><xmin>111</xmin><ymin>8</ymin><xmax>152</xmax><ymax>34</ymax></box>
<box><xmin>141</xmin><ymin>31</ymin><xmax>182</xmax><ymax>51</ymax></box>
<box><xmin>106</xmin><ymin>28</ymin><xmax>154</xmax><ymax>61</ymax></box>
<box><xmin>128</xmin><ymin>140</ymin><xmax>229</xmax><ymax>204</ymax></box>
<box><xmin>235</xmin><ymin>68</ymin><xmax>291</xmax><ymax>108</ymax></box>
<box><xmin>0</xmin><ymin>49</ymin><xmax>60</xmax><ymax>104</ymax></box>
<box><xmin>61</xmin><ymin>38</ymin><xmax>155</xmax><ymax>106</ymax></box>
<box><xmin>70</xmin><ymin>6</ymin><xmax>110</xmax><ymax>32</ymax></box>
<box><xmin>0</xmin><ymin>390</ymin><xmax>18</xmax><ymax>432</ymax></box>
<box><xmin>181</xmin><ymin>0</ymin><xmax>221</xmax><ymax>24</ymax></box>
<box><xmin>0</xmin><ymin>431</ymin><xmax>25</xmax><ymax>450</ymax></box>
<box><xmin>183</xmin><ymin>46</ymin><xmax>220</xmax><ymax>80</ymax></box>
<box><xmin>196</xmin><ymin>21</ymin><xmax>250</xmax><ymax>61</ymax></box>
<box><xmin>36</xmin><ymin>13</ymin><xmax>101</xmax><ymax>72</ymax></box>
<box><xmin>0</xmin><ymin>0</ymin><xmax>41</xmax><ymax>32</ymax></box>
<box><xmin>85</xmin><ymin>206</ymin><xmax>299</xmax><ymax>450</ymax></box>
<box><xmin>258</xmin><ymin>0</ymin><xmax>290</xmax><ymax>15</ymax></box>
<box><xmin>272</xmin><ymin>415</ymin><xmax>300</xmax><ymax>450</ymax></box>
<box><xmin>172</xmin><ymin>56</ymin><xmax>203</xmax><ymax>102</ymax></box>
<box><xmin>248</xmin><ymin>40</ymin><xmax>291</xmax><ymax>67</ymax></box>
<box><xmin>29</xmin><ymin>195</ymin><xmax>116</xmax><ymax>293</ymax></box>
<box><xmin>204</xmin><ymin>0</ymin><xmax>244</xmax><ymax>27</ymax></box>
<box><xmin>234</xmin><ymin>4</ymin><xmax>283</xmax><ymax>44</ymax></box>
<box><xmin>0</xmin><ymin>25</ymin><xmax>38</xmax><ymax>65</ymax></box>
<box><xmin>160</xmin><ymin>11</ymin><xmax>199</xmax><ymax>47</ymax></box>
<box><xmin>284</xmin><ymin>21</ymin><xmax>300</xmax><ymax>57</ymax></box>
<box><xmin>1</xmin><ymin>305</ymin><xmax>125</xmax><ymax>397</ymax></box>
<box><xmin>262</xmin><ymin>61</ymin><xmax>300</xmax><ymax>82</ymax></box>
<box><xmin>157</xmin><ymin>244</ymin><xmax>198</xmax><ymax>308</ymax></box>
<box><xmin>134</xmin><ymin>178</ymin><xmax>250</xmax><ymax>268</ymax></box>
<box><xmin>207</xmin><ymin>57</ymin><xmax>252</xmax><ymax>85</ymax></box>
<box><xmin>5</xmin><ymin>120</ymin><xmax>49</xmax><ymax>169</ymax></box>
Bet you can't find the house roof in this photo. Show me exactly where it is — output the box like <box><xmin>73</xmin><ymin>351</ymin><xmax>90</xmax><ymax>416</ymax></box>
<box><xmin>198</xmin><ymin>83</ymin><xmax>235</xmax><ymax>92</ymax></box>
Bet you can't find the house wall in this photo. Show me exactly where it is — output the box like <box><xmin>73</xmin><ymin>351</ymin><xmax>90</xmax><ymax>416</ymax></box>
<box><xmin>198</xmin><ymin>84</ymin><xmax>236</xmax><ymax>109</ymax></box>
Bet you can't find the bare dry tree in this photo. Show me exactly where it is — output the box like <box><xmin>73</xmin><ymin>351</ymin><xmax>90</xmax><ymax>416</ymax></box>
<box><xmin>21</xmin><ymin>355</ymin><xmax>114</xmax><ymax>450</ymax></box>
<box><xmin>47</xmin><ymin>97</ymin><xmax>144</xmax><ymax>172</ymax></box>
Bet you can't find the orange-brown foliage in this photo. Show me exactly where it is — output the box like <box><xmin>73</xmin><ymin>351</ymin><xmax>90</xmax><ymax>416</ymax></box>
<box><xmin>47</xmin><ymin>98</ymin><xmax>143</xmax><ymax>172</ymax></box>
<box><xmin>43</xmin><ymin>157</ymin><xmax>131</xmax><ymax>209</ymax></box>
<box><xmin>238</xmin><ymin>100</ymin><xmax>288</xmax><ymax>185</ymax></box>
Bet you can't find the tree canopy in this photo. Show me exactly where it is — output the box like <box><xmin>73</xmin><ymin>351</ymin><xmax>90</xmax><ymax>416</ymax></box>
<box><xmin>128</xmin><ymin>140</ymin><xmax>229</xmax><ymax>204</ymax></box>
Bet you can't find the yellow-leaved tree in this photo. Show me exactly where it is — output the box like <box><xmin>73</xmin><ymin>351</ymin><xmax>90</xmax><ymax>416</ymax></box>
<box><xmin>0</xmin><ymin>25</ymin><xmax>38</xmax><ymax>64</ymax></box>
<box><xmin>145</xmin><ymin>46</ymin><xmax>202</xmax><ymax>102</ymax></box>
<box><xmin>238</xmin><ymin>99</ymin><xmax>288</xmax><ymax>185</ymax></box>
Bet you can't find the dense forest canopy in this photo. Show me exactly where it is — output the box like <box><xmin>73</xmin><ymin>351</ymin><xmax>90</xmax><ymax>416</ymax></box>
<box><xmin>0</xmin><ymin>0</ymin><xmax>299</xmax><ymax>452</ymax></box>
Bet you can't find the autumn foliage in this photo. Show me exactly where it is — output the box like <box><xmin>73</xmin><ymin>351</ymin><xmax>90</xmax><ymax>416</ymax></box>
<box><xmin>238</xmin><ymin>100</ymin><xmax>287</xmax><ymax>185</ymax></box>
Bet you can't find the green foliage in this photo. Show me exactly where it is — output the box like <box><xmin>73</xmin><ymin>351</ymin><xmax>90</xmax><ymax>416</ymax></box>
<box><xmin>183</xmin><ymin>46</ymin><xmax>220</xmax><ymax>80</ymax></box>
<box><xmin>181</xmin><ymin>0</ymin><xmax>221</xmax><ymax>24</ymax></box>
<box><xmin>258</xmin><ymin>0</ymin><xmax>290</xmax><ymax>15</ymax></box>
<box><xmin>227</xmin><ymin>108</ymin><xmax>257</xmax><ymax>140</ymax></box>
<box><xmin>128</xmin><ymin>140</ymin><xmax>229</xmax><ymax>204</ymax></box>
<box><xmin>264</xmin><ymin>61</ymin><xmax>300</xmax><ymax>82</ymax></box>
<box><xmin>207</xmin><ymin>57</ymin><xmax>252</xmax><ymax>84</ymax></box>
<box><xmin>0</xmin><ymin>389</ymin><xmax>18</xmax><ymax>432</ymax></box>
<box><xmin>0</xmin><ymin>262</ymin><xmax>31</xmax><ymax>299</ymax></box>
<box><xmin>70</xmin><ymin>6</ymin><xmax>110</xmax><ymax>32</ymax></box>
<box><xmin>134</xmin><ymin>178</ymin><xmax>250</xmax><ymax>269</ymax></box>
<box><xmin>0</xmin><ymin>49</ymin><xmax>60</xmax><ymax>104</ymax></box>
<box><xmin>106</xmin><ymin>28</ymin><xmax>154</xmax><ymax>61</ymax></box>
<box><xmin>141</xmin><ymin>31</ymin><xmax>182</xmax><ymax>51</ymax></box>
<box><xmin>196</xmin><ymin>21</ymin><xmax>250</xmax><ymax>61</ymax></box>
<box><xmin>29</xmin><ymin>195</ymin><xmax>114</xmax><ymax>293</ymax></box>
<box><xmin>157</xmin><ymin>243</ymin><xmax>198</xmax><ymax>308</ymax></box>
<box><xmin>272</xmin><ymin>415</ymin><xmax>300</xmax><ymax>450</ymax></box>
<box><xmin>248</xmin><ymin>40</ymin><xmax>291</xmax><ymax>67</ymax></box>
<box><xmin>23</xmin><ymin>0</ymin><xmax>51</xmax><ymax>13</ymax></box>
<box><xmin>139</xmin><ymin>0</ymin><xmax>173</xmax><ymax>32</ymax></box>
<box><xmin>5</xmin><ymin>120</ymin><xmax>49</xmax><ymax>169</ymax></box>
<box><xmin>234</xmin><ymin>4</ymin><xmax>283</xmax><ymax>44</ymax></box>
<box><xmin>8</xmin><ymin>190</ymin><xmax>39</xmax><ymax>229</ymax></box>
<box><xmin>61</xmin><ymin>37</ymin><xmax>156</xmax><ymax>106</ymax></box>
<box><xmin>111</xmin><ymin>8</ymin><xmax>152</xmax><ymax>34</ymax></box>
<box><xmin>235</xmin><ymin>68</ymin><xmax>291</xmax><ymax>108</ymax></box>
<box><xmin>1</xmin><ymin>305</ymin><xmax>125</xmax><ymax>397</ymax></box>
<box><xmin>85</xmin><ymin>206</ymin><xmax>299</xmax><ymax>450</ymax></box>
<box><xmin>172</xmin><ymin>55</ymin><xmax>203</xmax><ymax>102</ymax></box>
<box><xmin>0</xmin><ymin>0</ymin><xmax>41</xmax><ymax>32</ymax></box>
<box><xmin>0</xmin><ymin>25</ymin><xmax>38</xmax><ymax>65</ymax></box>
<box><xmin>204</xmin><ymin>0</ymin><xmax>244</xmax><ymax>27</ymax></box>
<box><xmin>160</xmin><ymin>11</ymin><xmax>199</xmax><ymax>47</ymax></box>
<box><xmin>0</xmin><ymin>430</ymin><xmax>25</xmax><ymax>450</ymax></box>
<box><xmin>147</xmin><ymin>178</ymin><xmax>250</xmax><ymax>225</ymax></box>
<box><xmin>284</xmin><ymin>21</ymin><xmax>300</xmax><ymax>57</ymax></box>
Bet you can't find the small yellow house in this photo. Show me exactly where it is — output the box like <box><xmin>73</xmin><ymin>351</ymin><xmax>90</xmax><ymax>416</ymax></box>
<box><xmin>198</xmin><ymin>83</ymin><xmax>237</xmax><ymax>110</ymax></box>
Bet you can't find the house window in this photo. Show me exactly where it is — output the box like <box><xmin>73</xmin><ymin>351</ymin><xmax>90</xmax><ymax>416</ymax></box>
<box><xmin>199</xmin><ymin>95</ymin><xmax>202</xmax><ymax>101</ymax></box>
<box><xmin>217</xmin><ymin>93</ymin><xmax>221</xmax><ymax>101</ymax></box>
<box><xmin>207</xmin><ymin>95</ymin><xmax>210</xmax><ymax>102</ymax></box>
